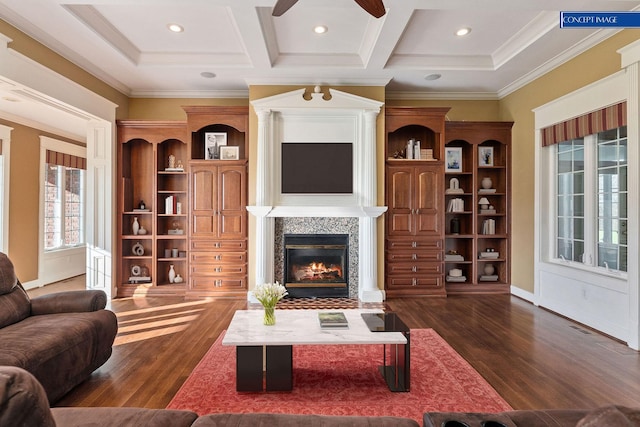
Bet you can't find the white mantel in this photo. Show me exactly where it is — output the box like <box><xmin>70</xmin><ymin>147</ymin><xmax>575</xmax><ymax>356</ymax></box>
<box><xmin>248</xmin><ymin>88</ymin><xmax>386</xmax><ymax>302</ymax></box>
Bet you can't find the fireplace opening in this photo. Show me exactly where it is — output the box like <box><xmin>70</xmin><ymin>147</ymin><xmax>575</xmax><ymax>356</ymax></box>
<box><xmin>284</xmin><ymin>234</ymin><xmax>349</xmax><ymax>298</ymax></box>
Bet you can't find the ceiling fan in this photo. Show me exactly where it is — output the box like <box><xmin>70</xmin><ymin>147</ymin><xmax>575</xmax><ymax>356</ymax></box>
<box><xmin>272</xmin><ymin>0</ymin><xmax>386</xmax><ymax>18</ymax></box>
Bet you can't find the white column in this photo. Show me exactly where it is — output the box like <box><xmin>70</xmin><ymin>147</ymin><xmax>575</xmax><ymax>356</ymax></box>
<box><xmin>359</xmin><ymin>216</ymin><xmax>383</xmax><ymax>302</ymax></box>
<box><xmin>358</xmin><ymin>109</ymin><xmax>384</xmax><ymax>302</ymax></box>
<box><xmin>255</xmin><ymin>109</ymin><xmax>272</xmax><ymax>206</ymax></box>
<box><xmin>361</xmin><ymin>110</ymin><xmax>379</xmax><ymax>206</ymax></box>
<box><xmin>252</xmin><ymin>109</ymin><xmax>275</xmax><ymax>292</ymax></box>
<box><xmin>85</xmin><ymin>121</ymin><xmax>114</xmax><ymax>301</ymax></box>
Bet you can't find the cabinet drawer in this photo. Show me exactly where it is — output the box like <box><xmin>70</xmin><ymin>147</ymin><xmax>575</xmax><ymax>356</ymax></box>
<box><xmin>190</xmin><ymin>251</ymin><xmax>247</xmax><ymax>264</ymax></box>
<box><xmin>190</xmin><ymin>275</ymin><xmax>247</xmax><ymax>291</ymax></box>
<box><xmin>386</xmin><ymin>239</ymin><xmax>442</xmax><ymax>251</ymax></box>
<box><xmin>189</xmin><ymin>264</ymin><xmax>247</xmax><ymax>275</ymax></box>
<box><xmin>386</xmin><ymin>250</ymin><xmax>442</xmax><ymax>263</ymax></box>
<box><xmin>386</xmin><ymin>275</ymin><xmax>442</xmax><ymax>289</ymax></box>
<box><xmin>190</xmin><ymin>240</ymin><xmax>246</xmax><ymax>251</ymax></box>
<box><xmin>387</xmin><ymin>262</ymin><xmax>442</xmax><ymax>275</ymax></box>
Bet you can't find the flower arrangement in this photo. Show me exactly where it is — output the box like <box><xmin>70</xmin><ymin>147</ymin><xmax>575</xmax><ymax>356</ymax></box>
<box><xmin>253</xmin><ymin>282</ymin><xmax>288</xmax><ymax>325</ymax></box>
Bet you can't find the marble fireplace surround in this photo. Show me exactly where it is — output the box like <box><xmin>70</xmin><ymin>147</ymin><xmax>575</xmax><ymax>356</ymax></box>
<box><xmin>247</xmin><ymin>88</ymin><xmax>387</xmax><ymax>302</ymax></box>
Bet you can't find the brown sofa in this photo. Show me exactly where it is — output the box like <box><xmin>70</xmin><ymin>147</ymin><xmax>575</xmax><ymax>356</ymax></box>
<box><xmin>1</xmin><ymin>365</ymin><xmax>419</xmax><ymax>427</ymax></box>
<box><xmin>0</xmin><ymin>252</ymin><xmax>118</xmax><ymax>403</ymax></box>
<box><xmin>2</xmin><ymin>364</ymin><xmax>639</xmax><ymax>427</ymax></box>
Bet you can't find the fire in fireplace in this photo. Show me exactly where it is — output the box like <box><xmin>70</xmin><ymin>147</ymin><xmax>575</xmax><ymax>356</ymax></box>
<box><xmin>283</xmin><ymin>234</ymin><xmax>349</xmax><ymax>298</ymax></box>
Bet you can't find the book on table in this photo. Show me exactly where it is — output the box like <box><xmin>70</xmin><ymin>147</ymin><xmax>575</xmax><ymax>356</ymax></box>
<box><xmin>318</xmin><ymin>312</ymin><xmax>349</xmax><ymax>328</ymax></box>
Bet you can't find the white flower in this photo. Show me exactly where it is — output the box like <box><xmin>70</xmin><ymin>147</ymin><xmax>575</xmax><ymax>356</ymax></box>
<box><xmin>253</xmin><ymin>281</ymin><xmax>288</xmax><ymax>307</ymax></box>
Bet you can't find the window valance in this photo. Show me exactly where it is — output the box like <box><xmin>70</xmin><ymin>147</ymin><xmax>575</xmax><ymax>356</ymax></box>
<box><xmin>46</xmin><ymin>149</ymin><xmax>86</xmax><ymax>170</ymax></box>
<box><xmin>541</xmin><ymin>102</ymin><xmax>626</xmax><ymax>146</ymax></box>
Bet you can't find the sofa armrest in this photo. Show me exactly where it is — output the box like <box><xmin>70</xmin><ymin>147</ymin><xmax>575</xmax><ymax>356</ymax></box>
<box><xmin>30</xmin><ymin>290</ymin><xmax>107</xmax><ymax>315</ymax></box>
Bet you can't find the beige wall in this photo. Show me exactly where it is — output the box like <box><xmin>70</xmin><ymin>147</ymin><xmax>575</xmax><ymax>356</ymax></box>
<box><xmin>500</xmin><ymin>29</ymin><xmax>640</xmax><ymax>293</ymax></box>
<box><xmin>128</xmin><ymin>98</ymin><xmax>248</xmax><ymax>120</ymax></box>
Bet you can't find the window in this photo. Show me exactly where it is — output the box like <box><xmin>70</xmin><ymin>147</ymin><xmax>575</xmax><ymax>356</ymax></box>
<box><xmin>554</xmin><ymin>126</ymin><xmax>627</xmax><ymax>273</ymax></box>
<box><xmin>43</xmin><ymin>146</ymin><xmax>86</xmax><ymax>251</ymax></box>
<box><xmin>596</xmin><ymin>127</ymin><xmax>627</xmax><ymax>271</ymax></box>
<box><xmin>556</xmin><ymin>137</ymin><xmax>584</xmax><ymax>263</ymax></box>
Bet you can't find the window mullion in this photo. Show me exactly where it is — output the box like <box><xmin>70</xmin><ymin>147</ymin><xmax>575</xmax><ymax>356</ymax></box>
<box><xmin>60</xmin><ymin>167</ymin><xmax>67</xmax><ymax>247</ymax></box>
<box><xmin>583</xmin><ymin>134</ymin><xmax>597</xmax><ymax>266</ymax></box>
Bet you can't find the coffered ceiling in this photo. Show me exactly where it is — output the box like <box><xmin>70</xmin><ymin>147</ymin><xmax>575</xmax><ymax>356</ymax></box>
<box><xmin>0</xmin><ymin>0</ymin><xmax>639</xmax><ymax>101</ymax></box>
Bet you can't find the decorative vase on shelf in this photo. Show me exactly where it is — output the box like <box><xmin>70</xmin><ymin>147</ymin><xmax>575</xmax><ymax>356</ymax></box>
<box><xmin>481</xmin><ymin>177</ymin><xmax>493</xmax><ymax>189</ymax></box>
<box><xmin>173</xmin><ymin>274</ymin><xmax>183</xmax><ymax>284</ymax></box>
<box><xmin>168</xmin><ymin>265</ymin><xmax>176</xmax><ymax>283</ymax></box>
<box><xmin>132</xmin><ymin>217</ymin><xmax>140</xmax><ymax>235</ymax></box>
<box><xmin>484</xmin><ymin>263</ymin><xmax>495</xmax><ymax>275</ymax></box>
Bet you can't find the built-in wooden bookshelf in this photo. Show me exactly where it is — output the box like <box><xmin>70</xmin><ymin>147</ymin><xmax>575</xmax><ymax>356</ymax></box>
<box><xmin>384</xmin><ymin>107</ymin><xmax>450</xmax><ymax>297</ymax></box>
<box><xmin>117</xmin><ymin>121</ymin><xmax>189</xmax><ymax>296</ymax></box>
<box><xmin>116</xmin><ymin>107</ymin><xmax>249</xmax><ymax>298</ymax></box>
<box><xmin>444</xmin><ymin>121</ymin><xmax>513</xmax><ymax>294</ymax></box>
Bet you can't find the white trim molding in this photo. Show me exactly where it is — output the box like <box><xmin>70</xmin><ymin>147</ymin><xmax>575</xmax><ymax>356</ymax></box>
<box><xmin>0</xmin><ymin>124</ymin><xmax>11</xmax><ymax>253</ymax></box>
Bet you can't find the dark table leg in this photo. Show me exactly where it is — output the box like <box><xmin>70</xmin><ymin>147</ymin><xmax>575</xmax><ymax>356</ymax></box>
<box><xmin>266</xmin><ymin>345</ymin><xmax>293</xmax><ymax>391</ymax></box>
<box><xmin>236</xmin><ymin>345</ymin><xmax>293</xmax><ymax>392</ymax></box>
<box><xmin>236</xmin><ymin>346</ymin><xmax>263</xmax><ymax>391</ymax></box>
<box><xmin>381</xmin><ymin>330</ymin><xmax>410</xmax><ymax>392</ymax></box>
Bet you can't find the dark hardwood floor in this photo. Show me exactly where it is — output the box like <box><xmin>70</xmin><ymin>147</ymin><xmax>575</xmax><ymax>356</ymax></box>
<box><xmin>45</xmin><ymin>284</ymin><xmax>639</xmax><ymax>411</ymax></box>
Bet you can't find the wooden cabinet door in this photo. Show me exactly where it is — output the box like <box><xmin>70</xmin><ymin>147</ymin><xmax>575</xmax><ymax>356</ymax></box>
<box><xmin>415</xmin><ymin>166</ymin><xmax>442</xmax><ymax>235</ymax></box>
<box><xmin>218</xmin><ymin>165</ymin><xmax>247</xmax><ymax>239</ymax></box>
<box><xmin>386</xmin><ymin>166</ymin><xmax>414</xmax><ymax>236</ymax></box>
<box><xmin>190</xmin><ymin>165</ymin><xmax>218</xmax><ymax>237</ymax></box>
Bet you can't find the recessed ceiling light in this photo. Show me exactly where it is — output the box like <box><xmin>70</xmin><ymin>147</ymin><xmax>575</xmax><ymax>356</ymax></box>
<box><xmin>200</xmin><ymin>72</ymin><xmax>216</xmax><ymax>79</ymax></box>
<box><xmin>424</xmin><ymin>74</ymin><xmax>441</xmax><ymax>81</ymax></box>
<box><xmin>314</xmin><ymin>25</ymin><xmax>328</xmax><ymax>34</ymax></box>
<box><xmin>456</xmin><ymin>27</ymin><xmax>471</xmax><ymax>37</ymax></box>
<box><xmin>168</xmin><ymin>23</ymin><xmax>184</xmax><ymax>33</ymax></box>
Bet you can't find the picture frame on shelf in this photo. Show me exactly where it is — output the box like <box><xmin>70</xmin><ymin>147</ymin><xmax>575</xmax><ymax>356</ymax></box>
<box><xmin>204</xmin><ymin>132</ymin><xmax>227</xmax><ymax>160</ymax></box>
<box><xmin>445</xmin><ymin>147</ymin><xmax>463</xmax><ymax>172</ymax></box>
<box><xmin>219</xmin><ymin>145</ymin><xmax>240</xmax><ymax>160</ymax></box>
<box><xmin>478</xmin><ymin>146</ymin><xmax>494</xmax><ymax>166</ymax></box>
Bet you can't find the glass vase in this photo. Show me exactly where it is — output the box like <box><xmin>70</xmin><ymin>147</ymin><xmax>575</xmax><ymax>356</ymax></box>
<box><xmin>263</xmin><ymin>306</ymin><xmax>276</xmax><ymax>326</ymax></box>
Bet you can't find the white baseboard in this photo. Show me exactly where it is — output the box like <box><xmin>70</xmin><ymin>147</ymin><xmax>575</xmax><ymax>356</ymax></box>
<box><xmin>511</xmin><ymin>285</ymin><xmax>535</xmax><ymax>304</ymax></box>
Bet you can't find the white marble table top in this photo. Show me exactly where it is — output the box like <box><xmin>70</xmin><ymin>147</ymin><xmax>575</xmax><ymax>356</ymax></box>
<box><xmin>222</xmin><ymin>309</ymin><xmax>407</xmax><ymax>346</ymax></box>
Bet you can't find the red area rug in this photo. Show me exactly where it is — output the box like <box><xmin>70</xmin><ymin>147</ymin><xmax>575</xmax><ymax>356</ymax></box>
<box><xmin>167</xmin><ymin>329</ymin><xmax>511</xmax><ymax>423</ymax></box>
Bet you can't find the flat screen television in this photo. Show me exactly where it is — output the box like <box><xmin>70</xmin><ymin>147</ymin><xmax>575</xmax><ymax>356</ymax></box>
<box><xmin>281</xmin><ymin>143</ymin><xmax>353</xmax><ymax>194</ymax></box>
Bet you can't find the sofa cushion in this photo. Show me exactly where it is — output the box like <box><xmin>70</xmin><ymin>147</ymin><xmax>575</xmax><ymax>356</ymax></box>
<box><xmin>576</xmin><ymin>405</ymin><xmax>640</xmax><ymax>426</ymax></box>
<box><xmin>194</xmin><ymin>413</ymin><xmax>421</xmax><ymax>427</ymax></box>
<box><xmin>52</xmin><ymin>407</ymin><xmax>199</xmax><ymax>427</ymax></box>
<box><xmin>0</xmin><ymin>310</ymin><xmax>118</xmax><ymax>403</ymax></box>
<box><xmin>0</xmin><ymin>285</ymin><xmax>31</xmax><ymax>329</ymax></box>
<box><xmin>0</xmin><ymin>253</ymin><xmax>30</xmax><ymax>329</ymax></box>
<box><xmin>424</xmin><ymin>411</ymin><xmax>517</xmax><ymax>427</ymax></box>
<box><xmin>0</xmin><ymin>366</ymin><xmax>56</xmax><ymax>427</ymax></box>
<box><xmin>0</xmin><ymin>252</ymin><xmax>18</xmax><ymax>295</ymax></box>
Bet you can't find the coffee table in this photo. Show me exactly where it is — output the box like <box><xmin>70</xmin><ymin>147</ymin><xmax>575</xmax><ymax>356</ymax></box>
<box><xmin>222</xmin><ymin>309</ymin><xmax>410</xmax><ymax>392</ymax></box>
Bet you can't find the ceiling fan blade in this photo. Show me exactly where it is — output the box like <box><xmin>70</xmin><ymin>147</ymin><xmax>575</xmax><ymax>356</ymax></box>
<box><xmin>272</xmin><ymin>0</ymin><xmax>299</xmax><ymax>16</ymax></box>
<box><xmin>353</xmin><ymin>0</ymin><xmax>386</xmax><ymax>18</ymax></box>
